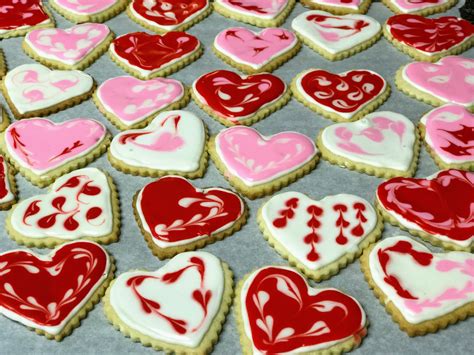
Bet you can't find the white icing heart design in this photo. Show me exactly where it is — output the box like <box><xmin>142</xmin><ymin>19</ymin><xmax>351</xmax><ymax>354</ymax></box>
<box><xmin>4</xmin><ymin>64</ymin><xmax>93</xmax><ymax>116</ymax></box>
<box><xmin>320</xmin><ymin>111</ymin><xmax>417</xmax><ymax>172</ymax></box>
<box><xmin>366</xmin><ymin>236</ymin><xmax>474</xmax><ymax>326</ymax></box>
<box><xmin>107</xmin><ymin>251</ymin><xmax>228</xmax><ymax>349</ymax></box>
<box><xmin>8</xmin><ymin>168</ymin><xmax>114</xmax><ymax>242</ymax></box>
<box><xmin>260</xmin><ymin>191</ymin><xmax>379</xmax><ymax>275</ymax></box>
<box><xmin>292</xmin><ymin>10</ymin><xmax>381</xmax><ymax>55</ymax></box>
<box><xmin>109</xmin><ymin>110</ymin><xmax>206</xmax><ymax>173</ymax></box>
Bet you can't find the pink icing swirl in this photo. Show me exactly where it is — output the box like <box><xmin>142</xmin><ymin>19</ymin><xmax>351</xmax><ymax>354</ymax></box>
<box><xmin>404</xmin><ymin>56</ymin><xmax>474</xmax><ymax>106</ymax></box>
<box><xmin>215</xmin><ymin>126</ymin><xmax>316</xmax><ymax>184</ymax></box>
<box><xmin>218</xmin><ymin>0</ymin><xmax>288</xmax><ymax>17</ymax></box>
<box><xmin>97</xmin><ymin>76</ymin><xmax>184</xmax><ymax>125</ymax></box>
<box><xmin>214</xmin><ymin>27</ymin><xmax>296</xmax><ymax>67</ymax></box>
<box><xmin>26</xmin><ymin>24</ymin><xmax>110</xmax><ymax>64</ymax></box>
<box><xmin>53</xmin><ymin>0</ymin><xmax>117</xmax><ymax>14</ymax></box>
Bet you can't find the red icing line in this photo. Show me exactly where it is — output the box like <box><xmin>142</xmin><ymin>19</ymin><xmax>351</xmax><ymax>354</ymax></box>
<box><xmin>386</xmin><ymin>14</ymin><xmax>474</xmax><ymax>53</ymax></box>
<box><xmin>0</xmin><ymin>0</ymin><xmax>50</xmax><ymax>31</ymax></box>
<box><xmin>377</xmin><ymin>169</ymin><xmax>474</xmax><ymax>242</ymax></box>
<box><xmin>131</xmin><ymin>0</ymin><xmax>208</xmax><ymax>26</ymax></box>
<box><xmin>0</xmin><ymin>156</ymin><xmax>8</xmax><ymax>200</ymax></box>
<box><xmin>376</xmin><ymin>239</ymin><xmax>433</xmax><ymax>300</ymax></box>
<box><xmin>299</xmin><ymin>69</ymin><xmax>386</xmax><ymax>114</ymax></box>
<box><xmin>0</xmin><ymin>241</ymin><xmax>108</xmax><ymax>327</ymax></box>
<box><xmin>194</xmin><ymin>70</ymin><xmax>286</xmax><ymax>120</ymax></box>
<box><xmin>112</xmin><ymin>31</ymin><xmax>200</xmax><ymax>71</ymax></box>
<box><xmin>244</xmin><ymin>267</ymin><xmax>365</xmax><ymax>353</ymax></box>
<box><xmin>139</xmin><ymin>176</ymin><xmax>243</xmax><ymax>244</ymax></box>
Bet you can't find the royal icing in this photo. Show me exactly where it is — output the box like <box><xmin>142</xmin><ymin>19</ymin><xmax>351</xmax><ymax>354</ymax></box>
<box><xmin>110</xmin><ymin>31</ymin><xmax>200</xmax><ymax>78</ymax></box>
<box><xmin>96</xmin><ymin>76</ymin><xmax>184</xmax><ymax>127</ymax></box>
<box><xmin>386</xmin><ymin>14</ymin><xmax>474</xmax><ymax>55</ymax></box>
<box><xmin>292</xmin><ymin>11</ymin><xmax>381</xmax><ymax>55</ymax></box>
<box><xmin>5</xmin><ymin>118</ymin><xmax>106</xmax><ymax>175</ymax></box>
<box><xmin>0</xmin><ymin>241</ymin><xmax>110</xmax><ymax>335</ymax></box>
<box><xmin>110</xmin><ymin>111</ymin><xmax>205</xmax><ymax>172</ymax></box>
<box><xmin>321</xmin><ymin>111</ymin><xmax>416</xmax><ymax>171</ymax></box>
<box><xmin>402</xmin><ymin>56</ymin><xmax>474</xmax><ymax>107</ymax></box>
<box><xmin>261</xmin><ymin>192</ymin><xmax>377</xmax><ymax>271</ymax></box>
<box><xmin>214</xmin><ymin>27</ymin><xmax>298</xmax><ymax>70</ymax></box>
<box><xmin>51</xmin><ymin>0</ymin><xmax>118</xmax><ymax>15</ymax></box>
<box><xmin>215</xmin><ymin>0</ymin><xmax>290</xmax><ymax>20</ymax></box>
<box><xmin>385</xmin><ymin>0</ymin><xmax>452</xmax><ymax>13</ymax></box>
<box><xmin>4</xmin><ymin>64</ymin><xmax>93</xmax><ymax>115</ymax></box>
<box><xmin>295</xmin><ymin>69</ymin><xmax>387</xmax><ymax>120</ymax></box>
<box><xmin>305</xmin><ymin>0</ymin><xmax>364</xmax><ymax>10</ymax></box>
<box><xmin>214</xmin><ymin>126</ymin><xmax>317</xmax><ymax>187</ymax></box>
<box><xmin>0</xmin><ymin>156</ymin><xmax>14</xmax><ymax>205</ymax></box>
<box><xmin>193</xmin><ymin>70</ymin><xmax>287</xmax><ymax>122</ymax></box>
<box><xmin>0</xmin><ymin>0</ymin><xmax>51</xmax><ymax>35</ymax></box>
<box><xmin>240</xmin><ymin>266</ymin><xmax>366</xmax><ymax>354</ymax></box>
<box><xmin>25</xmin><ymin>24</ymin><xmax>110</xmax><ymax>66</ymax></box>
<box><xmin>377</xmin><ymin>169</ymin><xmax>474</xmax><ymax>249</ymax></box>
<box><xmin>136</xmin><ymin>176</ymin><xmax>244</xmax><ymax>248</ymax></box>
<box><xmin>109</xmin><ymin>251</ymin><xmax>224</xmax><ymax>347</ymax></box>
<box><xmin>9</xmin><ymin>168</ymin><xmax>113</xmax><ymax>240</ymax></box>
<box><xmin>368</xmin><ymin>236</ymin><xmax>474</xmax><ymax>323</ymax></box>
<box><xmin>129</xmin><ymin>0</ymin><xmax>210</xmax><ymax>32</ymax></box>
<box><xmin>421</xmin><ymin>104</ymin><xmax>474</xmax><ymax>164</ymax></box>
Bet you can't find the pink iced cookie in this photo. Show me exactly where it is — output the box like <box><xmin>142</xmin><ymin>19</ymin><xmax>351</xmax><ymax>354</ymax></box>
<box><xmin>420</xmin><ymin>104</ymin><xmax>474</xmax><ymax>170</ymax></box>
<box><xmin>94</xmin><ymin>76</ymin><xmax>186</xmax><ymax>129</ymax></box>
<box><xmin>2</xmin><ymin>118</ymin><xmax>109</xmax><ymax>187</ymax></box>
<box><xmin>214</xmin><ymin>0</ymin><xmax>295</xmax><ymax>27</ymax></box>
<box><xmin>210</xmin><ymin>126</ymin><xmax>318</xmax><ymax>199</ymax></box>
<box><xmin>214</xmin><ymin>27</ymin><xmax>299</xmax><ymax>73</ymax></box>
<box><xmin>49</xmin><ymin>0</ymin><xmax>127</xmax><ymax>23</ymax></box>
<box><xmin>300</xmin><ymin>0</ymin><xmax>372</xmax><ymax>14</ymax></box>
<box><xmin>24</xmin><ymin>23</ymin><xmax>112</xmax><ymax>69</ymax></box>
<box><xmin>398</xmin><ymin>56</ymin><xmax>474</xmax><ymax>109</ymax></box>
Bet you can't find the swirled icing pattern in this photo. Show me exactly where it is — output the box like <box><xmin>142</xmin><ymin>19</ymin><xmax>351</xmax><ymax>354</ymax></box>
<box><xmin>0</xmin><ymin>0</ymin><xmax>51</xmax><ymax>34</ymax></box>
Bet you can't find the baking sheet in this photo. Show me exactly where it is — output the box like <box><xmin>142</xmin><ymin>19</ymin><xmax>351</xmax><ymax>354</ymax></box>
<box><xmin>0</xmin><ymin>1</ymin><xmax>472</xmax><ymax>354</ymax></box>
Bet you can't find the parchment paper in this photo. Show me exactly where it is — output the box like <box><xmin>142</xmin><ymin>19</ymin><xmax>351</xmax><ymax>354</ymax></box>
<box><xmin>0</xmin><ymin>1</ymin><xmax>472</xmax><ymax>354</ymax></box>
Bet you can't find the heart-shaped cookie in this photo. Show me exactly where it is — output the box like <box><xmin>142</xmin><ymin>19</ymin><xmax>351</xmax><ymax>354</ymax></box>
<box><xmin>292</xmin><ymin>11</ymin><xmax>381</xmax><ymax>60</ymax></box>
<box><xmin>6</xmin><ymin>168</ymin><xmax>119</xmax><ymax>247</ymax></box>
<box><xmin>210</xmin><ymin>126</ymin><xmax>318</xmax><ymax>199</ymax></box>
<box><xmin>214</xmin><ymin>0</ymin><xmax>295</xmax><ymax>27</ymax></box>
<box><xmin>259</xmin><ymin>191</ymin><xmax>381</xmax><ymax>280</ymax></box>
<box><xmin>0</xmin><ymin>155</ymin><xmax>16</xmax><ymax>210</ymax></box>
<box><xmin>104</xmin><ymin>251</ymin><xmax>233</xmax><ymax>353</ymax></box>
<box><xmin>192</xmin><ymin>70</ymin><xmax>289</xmax><ymax>126</ymax></box>
<box><xmin>49</xmin><ymin>0</ymin><xmax>127</xmax><ymax>23</ymax></box>
<box><xmin>23</xmin><ymin>23</ymin><xmax>113</xmax><ymax>70</ymax></box>
<box><xmin>0</xmin><ymin>0</ymin><xmax>54</xmax><ymax>39</ymax></box>
<box><xmin>0</xmin><ymin>240</ymin><xmax>112</xmax><ymax>340</ymax></box>
<box><xmin>109</xmin><ymin>31</ymin><xmax>201</xmax><ymax>79</ymax></box>
<box><xmin>94</xmin><ymin>76</ymin><xmax>186</xmax><ymax>130</ymax></box>
<box><xmin>318</xmin><ymin>111</ymin><xmax>419</xmax><ymax>178</ymax></box>
<box><xmin>134</xmin><ymin>175</ymin><xmax>245</xmax><ymax>258</ymax></box>
<box><xmin>397</xmin><ymin>56</ymin><xmax>474</xmax><ymax>110</ymax></box>
<box><xmin>377</xmin><ymin>169</ymin><xmax>474</xmax><ymax>251</ymax></box>
<box><xmin>300</xmin><ymin>0</ymin><xmax>372</xmax><ymax>14</ymax></box>
<box><xmin>128</xmin><ymin>0</ymin><xmax>211</xmax><ymax>32</ymax></box>
<box><xmin>2</xmin><ymin>63</ymin><xmax>94</xmax><ymax>118</ymax></box>
<box><xmin>361</xmin><ymin>236</ymin><xmax>474</xmax><ymax>335</ymax></box>
<box><xmin>213</xmin><ymin>27</ymin><xmax>299</xmax><ymax>73</ymax></box>
<box><xmin>236</xmin><ymin>266</ymin><xmax>367</xmax><ymax>353</ymax></box>
<box><xmin>1</xmin><ymin>118</ymin><xmax>109</xmax><ymax>187</ymax></box>
<box><xmin>293</xmin><ymin>68</ymin><xmax>389</xmax><ymax>122</ymax></box>
<box><xmin>382</xmin><ymin>0</ymin><xmax>457</xmax><ymax>16</ymax></box>
<box><xmin>420</xmin><ymin>104</ymin><xmax>474</xmax><ymax>170</ymax></box>
<box><xmin>384</xmin><ymin>14</ymin><xmax>474</xmax><ymax>61</ymax></box>
<box><xmin>109</xmin><ymin>110</ymin><xmax>207</xmax><ymax>177</ymax></box>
